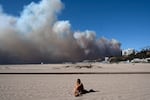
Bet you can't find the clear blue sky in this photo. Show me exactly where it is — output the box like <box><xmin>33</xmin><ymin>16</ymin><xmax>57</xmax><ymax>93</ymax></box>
<box><xmin>0</xmin><ymin>0</ymin><xmax>150</xmax><ymax>51</ymax></box>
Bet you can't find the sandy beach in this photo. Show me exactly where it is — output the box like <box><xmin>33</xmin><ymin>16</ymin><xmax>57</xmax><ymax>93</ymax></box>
<box><xmin>0</xmin><ymin>63</ymin><xmax>150</xmax><ymax>100</ymax></box>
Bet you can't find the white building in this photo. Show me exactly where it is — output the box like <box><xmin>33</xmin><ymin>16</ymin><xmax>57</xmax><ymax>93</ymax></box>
<box><xmin>122</xmin><ymin>48</ymin><xmax>135</xmax><ymax>56</ymax></box>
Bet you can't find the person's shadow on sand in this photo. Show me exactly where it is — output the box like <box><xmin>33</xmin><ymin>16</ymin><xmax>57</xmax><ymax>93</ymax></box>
<box><xmin>80</xmin><ymin>89</ymin><xmax>99</xmax><ymax>95</ymax></box>
<box><xmin>74</xmin><ymin>79</ymin><xmax>99</xmax><ymax>97</ymax></box>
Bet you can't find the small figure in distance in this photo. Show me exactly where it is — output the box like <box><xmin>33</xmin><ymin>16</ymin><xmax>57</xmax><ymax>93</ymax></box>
<box><xmin>73</xmin><ymin>78</ymin><xmax>98</xmax><ymax>97</ymax></box>
<box><xmin>74</xmin><ymin>78</ymin><xmax>85</xmax><ymax>97</ymax></box>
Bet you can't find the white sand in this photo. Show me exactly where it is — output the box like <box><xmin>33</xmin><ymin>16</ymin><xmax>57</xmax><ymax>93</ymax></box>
<box><xmin>0</xmin><ymin>63</ymin><xmax>150</xmax><ymax>73</ymax></box>
<box><xmin>0</xmin><ymin>63</ymin><xmax>150</xmax><ymax>100</ymax></box>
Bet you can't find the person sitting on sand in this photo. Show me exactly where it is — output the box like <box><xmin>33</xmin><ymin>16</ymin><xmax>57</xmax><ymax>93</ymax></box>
<box><xmin>74</xmin><ymin>78</ymin><xmax>87</xmax><ymax>97</ymax></box>
<box><xmin>74</xmin><ymin>78</ymin><xmax>97</xmax><ymax>97</ymax></box>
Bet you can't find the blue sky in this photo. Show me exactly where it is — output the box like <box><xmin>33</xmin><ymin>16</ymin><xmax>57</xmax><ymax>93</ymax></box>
<box><xmin>0</xmin><ymin>0</ymin><xmax>150</xmax><ymax>51</ymax></box>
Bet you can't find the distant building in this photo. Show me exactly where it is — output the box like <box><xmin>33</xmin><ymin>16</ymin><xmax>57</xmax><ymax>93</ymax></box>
<box><xmin>105</xmin><ymin>57</ymin><xmax>109</xmax><ymax>62</ymax></box>
<box><xmin>131</xmin><ymin>58</ymin><xmax>149</xmax><ymax>63</ymax></box>
<box><xmin>122</xmin><ymin>48</ymin><xmax>135</xmax><ymax>56</ymax></box>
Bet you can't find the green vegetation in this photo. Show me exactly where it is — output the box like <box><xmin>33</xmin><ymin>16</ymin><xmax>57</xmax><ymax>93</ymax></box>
<box><xmin>109</xmin><ymin>47</ymin><xmax>150</xmax><ymax>63</ymax></box>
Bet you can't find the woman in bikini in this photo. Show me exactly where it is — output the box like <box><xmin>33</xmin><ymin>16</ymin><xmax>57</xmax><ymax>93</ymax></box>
<box><xmin>74</xmin><ymin>79</ymin><xmax>86</xmax><ymax>97</ymax></box>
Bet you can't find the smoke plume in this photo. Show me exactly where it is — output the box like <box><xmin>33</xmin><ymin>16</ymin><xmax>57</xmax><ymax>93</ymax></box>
<box><xmin>0</xmin><ymin>0</ymin><xmax>121</xmax><ymax>64</ymax></box>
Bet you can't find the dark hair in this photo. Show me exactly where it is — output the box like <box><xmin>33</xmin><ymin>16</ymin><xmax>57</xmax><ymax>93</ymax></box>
<box><xmin>77</xmin><ymin>79</ymin><xmax>81</xmax><ymax>84</ymax></box>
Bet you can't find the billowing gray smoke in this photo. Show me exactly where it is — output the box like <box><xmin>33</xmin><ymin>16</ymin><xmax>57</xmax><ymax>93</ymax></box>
<box><xmin>0</xmin><ymin>0</ymin><xmax>121</xmax><ymax>64</ymax></box>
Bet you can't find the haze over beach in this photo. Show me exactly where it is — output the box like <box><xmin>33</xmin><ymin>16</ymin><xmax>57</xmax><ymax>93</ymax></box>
<box><xmin>0</xmin><ymin>0</ymin><xmax>122</xmax><ymax>64</ymax></box>
<box><xmin>0</xmin><ymin>0</ymin><xmax>150</xmax><ymax>100</ymax></box>
<box><xmin>0</xmin><ymin>0</ymin><xmax>149</xmax><ymax>64</ymax></box>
